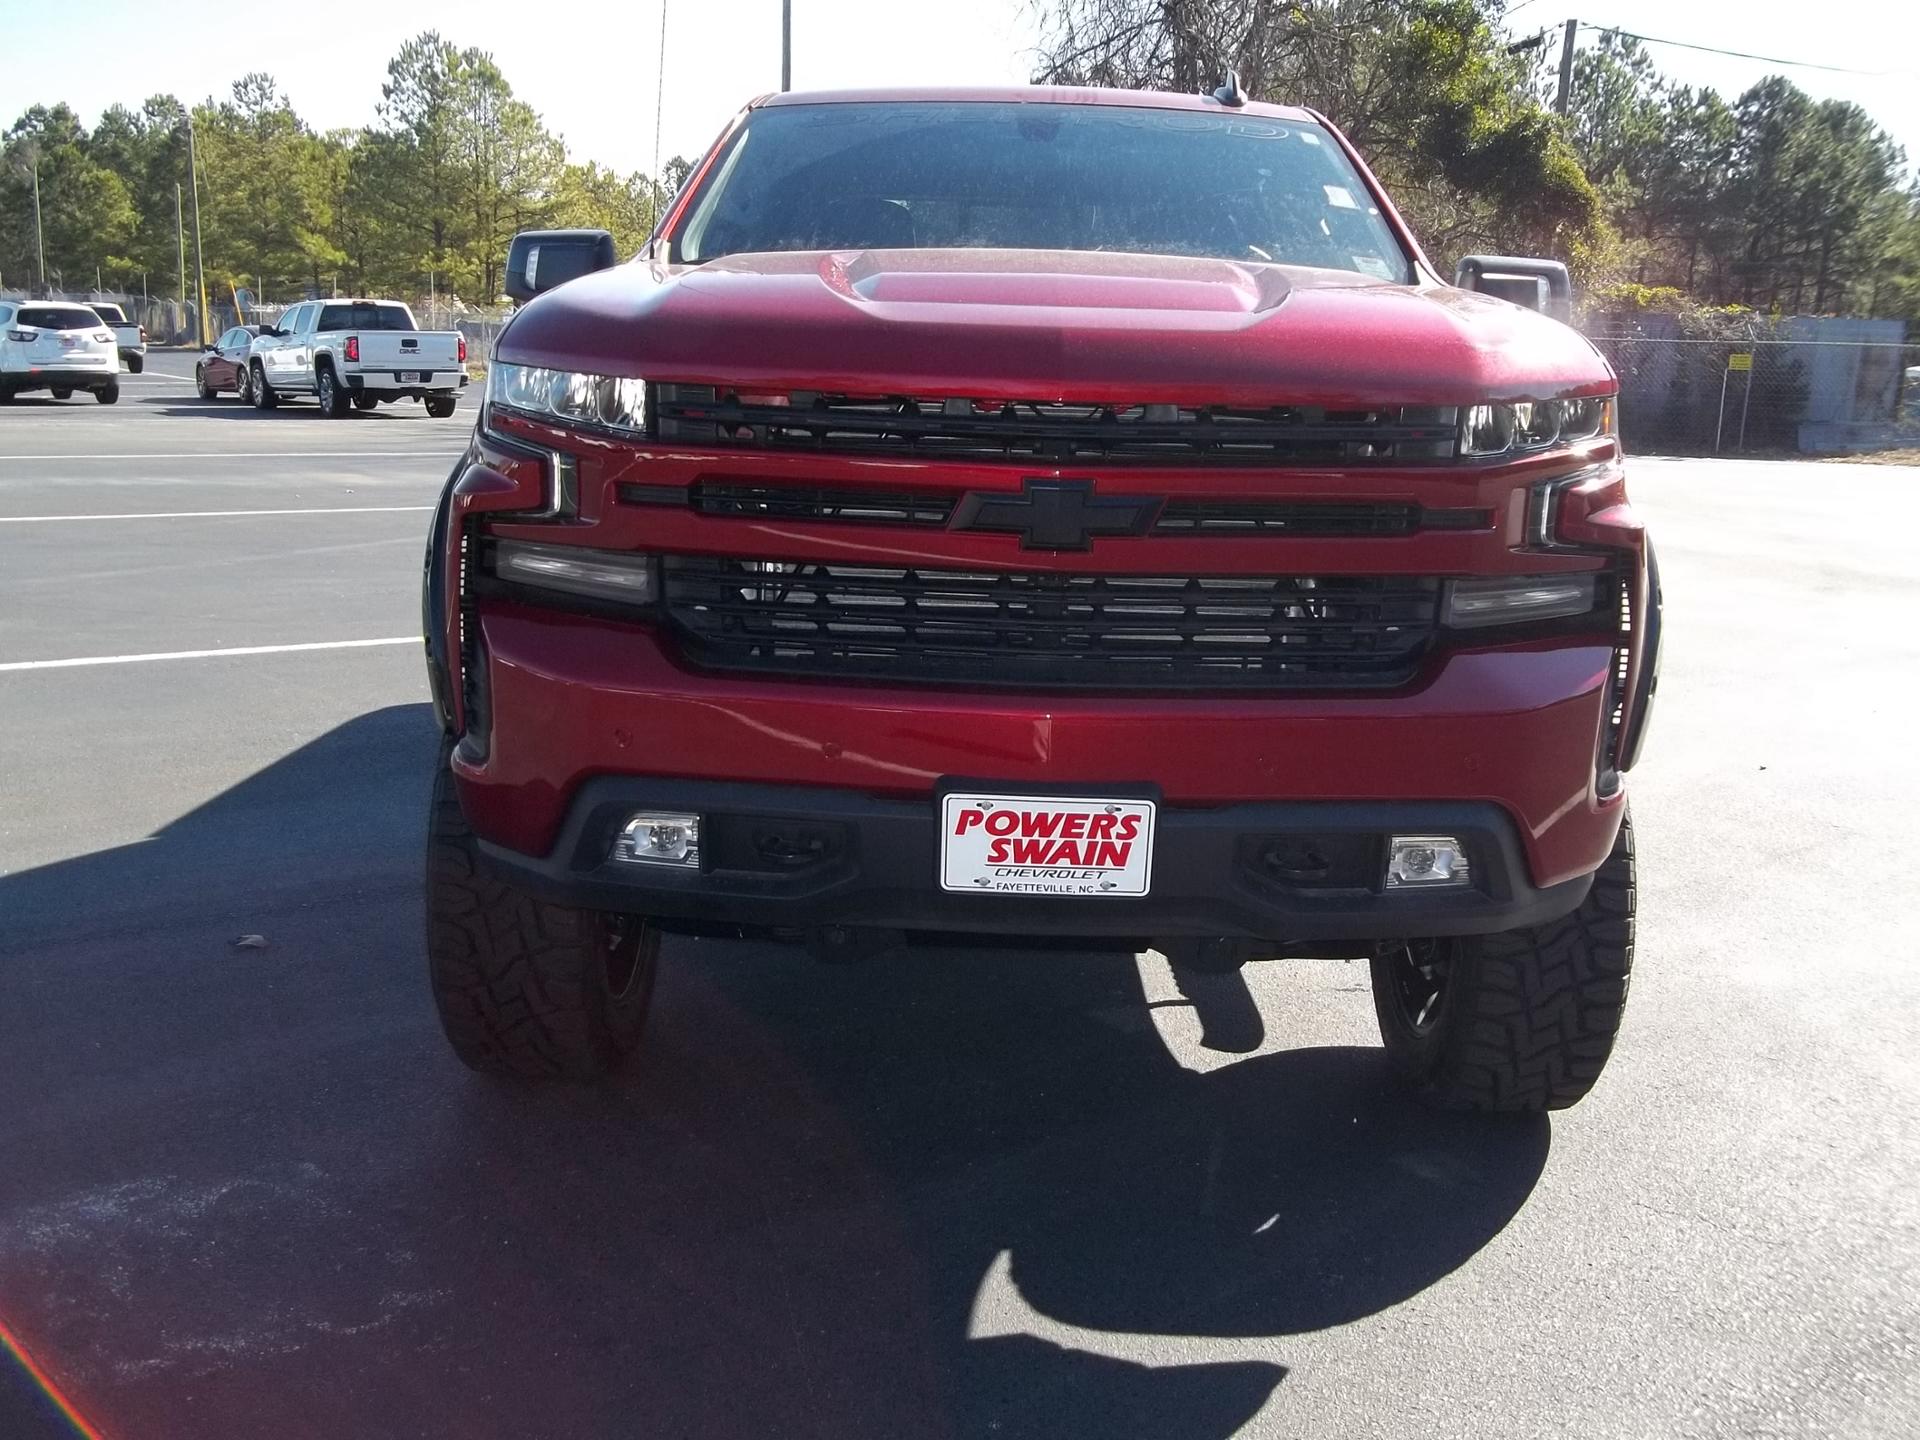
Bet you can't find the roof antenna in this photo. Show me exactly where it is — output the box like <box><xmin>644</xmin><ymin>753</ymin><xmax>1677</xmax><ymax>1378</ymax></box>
<box><xmin>1211</xmin><ymin>69</ymin><xmax>1248</xmax><ymax>107</ymax></box>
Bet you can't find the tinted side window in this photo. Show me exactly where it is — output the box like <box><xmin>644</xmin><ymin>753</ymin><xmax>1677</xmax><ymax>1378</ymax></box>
<box><xmin>18</xmin><ymin>307</ymin><xmax>100</xmax><ymax>330</ymax></box>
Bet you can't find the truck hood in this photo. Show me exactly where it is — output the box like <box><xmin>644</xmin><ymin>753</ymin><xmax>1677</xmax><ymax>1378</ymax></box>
<box><xmin>502</xmin><ymin>249</ymin><xmax>1613</xmax><ymax>408</ymax></box>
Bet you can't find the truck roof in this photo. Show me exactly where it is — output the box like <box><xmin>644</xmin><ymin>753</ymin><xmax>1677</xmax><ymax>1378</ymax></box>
<box><xmin>754</xmin><ymin>84</ymin><xmax>1319</xmax><ymax>126</ymax></box>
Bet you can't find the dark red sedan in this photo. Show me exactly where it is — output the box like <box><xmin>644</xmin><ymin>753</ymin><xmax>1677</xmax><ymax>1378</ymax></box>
<box><xmin>194</xmin><ymin>325</ymin><xmax>264</xmax><ymax>401</ymax></box>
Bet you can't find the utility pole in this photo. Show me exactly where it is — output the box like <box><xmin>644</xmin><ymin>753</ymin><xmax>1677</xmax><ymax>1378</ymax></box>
<box><xmin>185</xmin><ymin>112</ymin><xmax>210</xmax><ymax>346</ymax></box>
<box><xmin>1554</xmin><ymin>18</ymin><xmax>1577</xmax><ymax>114</ymax></box>
<box><xmin>31</xmin><ymin>157</ymin><xmax>46</xmax><ymax>293</ymax></box>
<box><xmin>781</xmin><ymin>0</ymin><xmax>791</xmax><ymax>91</ymax></box>
<box><xmin>175</xmin><ymin>183</ymin><xmax>187</xmax><ymax>338</ymax></box>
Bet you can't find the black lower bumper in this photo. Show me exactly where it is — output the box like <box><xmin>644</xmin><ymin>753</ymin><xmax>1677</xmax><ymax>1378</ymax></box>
<box><xmin>472</xmin><ymin>777</ymin><xmax>1593</xmax><ymax>944</ymax></box>
<box><xmin>2</xmin><ymin>368</ymin><xmax>116</xmax><ymax>390</ymax></box>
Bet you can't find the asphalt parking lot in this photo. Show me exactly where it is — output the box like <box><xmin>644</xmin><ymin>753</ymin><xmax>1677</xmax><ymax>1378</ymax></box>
<box><xmin>2</xmin><ymin>351</ymin><xmax>1917</xmax><ymax>1439</ymax></box>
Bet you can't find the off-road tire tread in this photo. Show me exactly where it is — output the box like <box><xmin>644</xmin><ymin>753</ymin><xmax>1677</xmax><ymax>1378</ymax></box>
<box><xmin>424</xmin><ymin>761</ymin><xmax>653</xmax><ymax>1081</ymax></box>
<box><xmin>1387</xmin><ymin>813</ymin><xmax>1635</xmax><ymax>1113</ymax></box>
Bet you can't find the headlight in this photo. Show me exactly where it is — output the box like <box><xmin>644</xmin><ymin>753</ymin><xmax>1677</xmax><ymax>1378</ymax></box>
<box><xmin>489</xmin><ymin>361</ymin><xmax>647</xmax><ymax>435</ymax></box>
<box><xmin>1459</xmin><ymin>397</ymin><xmax>1613</xmax><ymax>457</ymax></box>
<box><xmin>486</xmin><ymin>539</ymin><xmax>656</xmax><ymax>605</ymax></box>
<box><xmin>1443</xmin><ymin>573</ymin><xmax>1599</xmax><ymax>628</ymax></box>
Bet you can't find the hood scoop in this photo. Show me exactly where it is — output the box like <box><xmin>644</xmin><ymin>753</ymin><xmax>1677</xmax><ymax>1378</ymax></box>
<box><xmin>821</xmin><ymin>249</ymin><xmax>1294</xmax><ymax>315</ymax></box>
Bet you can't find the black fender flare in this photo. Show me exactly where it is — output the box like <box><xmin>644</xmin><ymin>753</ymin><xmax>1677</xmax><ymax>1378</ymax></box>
<box><xmin>1619</xmin><ymin>540</ymin><xmax>1662</xmax><ymax>772</ymax></box>
<box><xmin>422</xmin><ymin>457</ymin><xmax>463</xmax><ymax>735</ymax></box>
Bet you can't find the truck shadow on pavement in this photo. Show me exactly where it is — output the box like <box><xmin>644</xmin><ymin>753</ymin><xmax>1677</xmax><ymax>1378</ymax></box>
<box><xmin>141</xmin><ymin>398</ymin><xmax>459</xmax><ymax>421</ymax></box>
<box><xmin>0</xmin><ymin>705</ymin><xmax>1549</xmax><ymax>1440</ymax></box>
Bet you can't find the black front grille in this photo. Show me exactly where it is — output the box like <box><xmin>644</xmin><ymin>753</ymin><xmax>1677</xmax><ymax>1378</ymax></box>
<box><xmin>636</xmin><ymin>482</ymin><xmax>1488</xmax><ymax>539</ymax></box>
<box><xmin>661</xmin><ymin>557</ymin><xmax>1440</xmax><ymax>690</ymax></box>
<box><xmin>1155</xmin><ymin>500</ymin><xmax>1423</xmax><ymax>536</ymax></box>
<box><xmin>655</xmin><ymin>385</ymin><xmax>1459</xmax><ymax>466</ymax></box>
<box><xmin>690</xmin><ymin>482</ymin><xmax>958</xmax><ymax>526</ymax></box>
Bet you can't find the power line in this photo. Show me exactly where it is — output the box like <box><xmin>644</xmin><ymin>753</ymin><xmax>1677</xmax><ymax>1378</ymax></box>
<box><xmin>1582</xmin><ymin>23</ymin><xmax>1905</xmax><ymax>79</ymax></box>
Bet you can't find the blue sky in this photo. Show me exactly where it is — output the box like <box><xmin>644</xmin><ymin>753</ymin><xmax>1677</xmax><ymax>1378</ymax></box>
<box><xmin>4</xmin><ymin>0</ymin><xmax>1915</xmax><ymax>176</ymax></box>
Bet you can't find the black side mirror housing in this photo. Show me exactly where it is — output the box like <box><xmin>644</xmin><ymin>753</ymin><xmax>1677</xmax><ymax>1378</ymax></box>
<box><xmin>1454</xmin><ymin>256</ymin><xmax>1573</xmax><ymax>324</ymax></box>
<box><xmin>505</xmin><ymin>229</ymin><xmax>618</xmax><ymax>302</ymax></box>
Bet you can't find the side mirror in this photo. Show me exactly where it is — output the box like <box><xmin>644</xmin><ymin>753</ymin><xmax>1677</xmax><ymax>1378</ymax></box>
<box><xmin>1455</xmin><ymin>256</ymin><xmax>1573</xmax><ymax>324</ymax></box>
<box><xmin>505</xmin><ymin>229</ymin><xmax>617</xmax><ymax>303</ymax></box>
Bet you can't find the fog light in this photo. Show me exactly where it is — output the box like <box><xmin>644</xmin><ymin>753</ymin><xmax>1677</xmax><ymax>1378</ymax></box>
<box><xmin>612</xmin><ymin>812</ymin><xmax>701</xmax><ymax>867</ymax></box>
<box><xmin>1386</xmin><ymin>835</ymin><xmax>1470</xmax><ymax>889</ymax></box>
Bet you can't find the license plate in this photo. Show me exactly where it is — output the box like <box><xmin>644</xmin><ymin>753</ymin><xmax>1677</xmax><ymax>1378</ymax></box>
<box><xmin>396</xmin><ymin>370</ymin><xmax>422</xmax><ymax>383</ymax></box>
<box><xmin>940</xmin><ymin>793</ymin><xmax>1155</xmax><ymax>896</ymax></box>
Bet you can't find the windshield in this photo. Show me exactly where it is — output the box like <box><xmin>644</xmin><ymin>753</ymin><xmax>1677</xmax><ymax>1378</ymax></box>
<box><xmin>317</xmin><ymin>303</ymin><xmax>415</xmax><ymax>331</ymax></box>
<box><xmin>676</xmin><ymin>101</ymin><xmax>1411</xmax><ymax>280</ymax></box>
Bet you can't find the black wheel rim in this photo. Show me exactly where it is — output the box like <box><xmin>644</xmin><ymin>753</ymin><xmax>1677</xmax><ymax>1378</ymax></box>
<box><xmin>600</xmin><ymin>915</ymin><xmax>650</xmax><ymax>1002</ymax></box>
<box><xmin>1385</xmin><ymin>938</ymin><xmax>1454</xmax><ymax>1037</ymax></box>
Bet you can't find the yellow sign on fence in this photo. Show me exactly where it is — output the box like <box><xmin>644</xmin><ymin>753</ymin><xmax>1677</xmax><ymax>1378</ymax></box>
<box><xmin>1728</xmin><ymin>352</ymin><xmax>1754</xmax><ymax>372</ymax></box>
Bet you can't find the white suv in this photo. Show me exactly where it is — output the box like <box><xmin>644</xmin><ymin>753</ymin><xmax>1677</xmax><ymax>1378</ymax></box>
<box><xmin>0</xmin><ymin>302</ymin><xmax>121</xmax><ymax>403</ymax></box>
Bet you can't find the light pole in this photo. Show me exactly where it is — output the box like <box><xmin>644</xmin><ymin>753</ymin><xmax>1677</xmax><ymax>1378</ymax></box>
<box><xmin>782</xmin><ymin>0</ymin><xmax>791</xmax><ymax>91</ymax></box>
<box><xmin>184</xmin><ymin>112</ymin><xmax>210</xmax><ymax>346</ymax></box>
<box><xmin>29</xmin><ymin>152</ymin><xmax>46</xmax><ymax>293</ymax></box>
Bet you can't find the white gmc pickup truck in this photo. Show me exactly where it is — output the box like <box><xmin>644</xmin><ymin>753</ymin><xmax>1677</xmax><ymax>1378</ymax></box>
<box><xmin>85</xmin><ymin>302</ymin><xmax>146</xmax><ymax>372</ymax></box>
<box><xmin>248</xmin><ymin>299</ymin><xmax>467</xmax><ymax>417</ymax></box>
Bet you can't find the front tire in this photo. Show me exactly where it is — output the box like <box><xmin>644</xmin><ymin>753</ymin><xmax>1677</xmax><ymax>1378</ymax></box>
<box><xmin>426</xmin><ymin>754</ymin><xmax>659</xmax><ymax>1080</ymax></box>
<box><xmin>127</xmin><ymin>354</ymin><xmax>144</xmax><ymax>374</ymax></box>
<box><xmin>196</xmin><ymin>365</ymin><xmax>217</xmax><ymax>401</ymax></box>
<box><xmin>1370</xmin><ymin>810</ymin><xmax>1635</xmax><ymax>1112</ymax></box>
<box><xmin>353</xmin><ymin>392</ymin><xmax>378</xmax><ymax>411</ymax></box>
<box><xmin>251</xmin><ymin>362</ymin><xmax>278</xmax><ymax>410</ymax></box>
<box><xmin>51</xmin><ymin>387</ymin><xmax>73</xmax><ymax>400</ymax></box>
<box><xmin>94</xmin><ymin>381</ymin><xmax>119</xmax><ymax>405</ymax></box>
<box><xmin>425</xmin><ymin>396</ymin><xmax>457</xmax><ymax>418</ymax></box>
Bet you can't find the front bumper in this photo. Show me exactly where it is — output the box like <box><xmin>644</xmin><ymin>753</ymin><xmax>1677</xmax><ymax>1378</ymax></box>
<box><xmin>452</xmin><ymin>601</ymin><xmax>1629</xmax><ymax>931</ymax></box>
<box><xmin>476</xmin><ymin>775</ymin><xmax>1594</xmax><ymax>942</ymax></box>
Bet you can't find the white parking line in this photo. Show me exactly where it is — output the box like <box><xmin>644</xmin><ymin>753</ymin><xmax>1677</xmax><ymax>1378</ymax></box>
<box><xmin>0</xmin><ymin>636</ymin><xmax>420</xmax><ymax>673</ymax></box>
<box><xmin>0</xmin><ymin>505</ymin><xmax>435</xmax><ymax>523</ymax></box>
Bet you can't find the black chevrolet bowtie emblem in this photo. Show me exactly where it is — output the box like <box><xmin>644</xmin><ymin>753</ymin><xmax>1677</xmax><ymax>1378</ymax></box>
<box><xmin>950</xmin><ymin>479</ymin><xmax>1161</xmax><ymax>551</ymax></box>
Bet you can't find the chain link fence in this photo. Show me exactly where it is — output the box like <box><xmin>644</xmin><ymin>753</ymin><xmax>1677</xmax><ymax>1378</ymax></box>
<box><xmin>1586</xmin><ymin>318</ymin><xmax>1916</xmax><ymax>456</ymax></box>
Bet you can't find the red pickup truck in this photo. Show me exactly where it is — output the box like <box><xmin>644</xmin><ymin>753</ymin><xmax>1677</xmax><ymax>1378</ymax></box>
<box><xmin>421</xmin><ymin>85</ymin><xmax>1659</xmax><ymax>1111</ymax></box>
